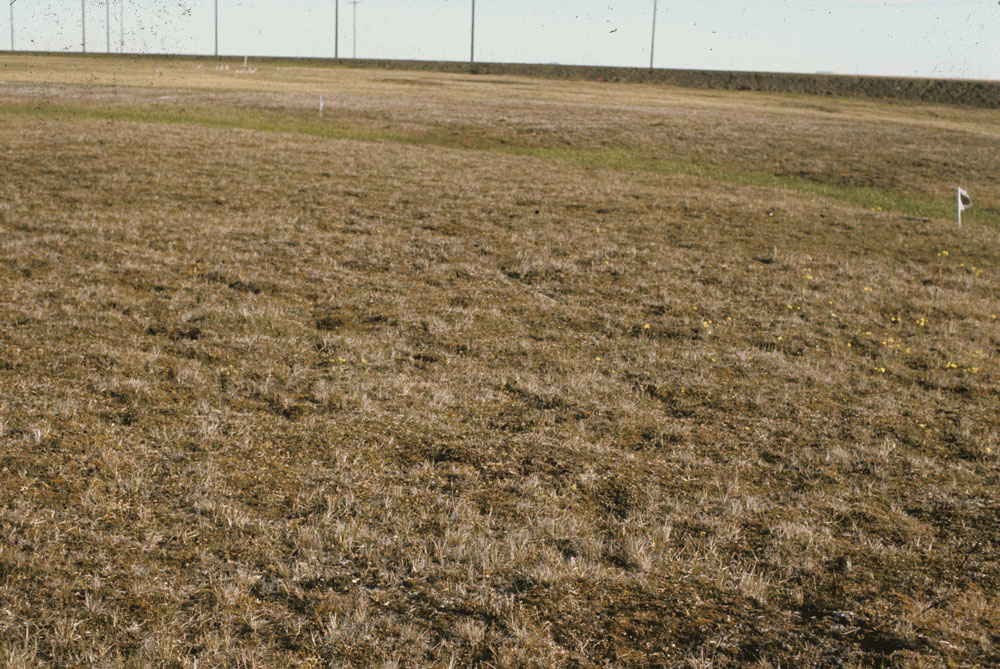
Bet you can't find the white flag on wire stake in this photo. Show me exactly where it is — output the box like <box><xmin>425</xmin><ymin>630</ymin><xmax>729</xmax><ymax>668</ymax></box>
<box><xmin>957</xmin><ymin>187</ymin><xmax>972</xmax><ymax>225</ymax></box>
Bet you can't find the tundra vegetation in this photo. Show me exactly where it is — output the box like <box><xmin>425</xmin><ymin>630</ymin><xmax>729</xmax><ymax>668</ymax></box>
<box><xmin>1</xmin><ymin>55</ymin><xmax>999</xmax><ymax>667</ymax></box>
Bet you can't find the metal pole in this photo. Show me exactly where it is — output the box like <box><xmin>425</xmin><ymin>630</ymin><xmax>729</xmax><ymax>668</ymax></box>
<box><xmin>351</xmin><ymin>1</ymin><xmax>358</xmax><ymax>59</ymax></box>
<box><xmin>470</xmin><ymin>0</ymin><xmax>475</xmax><ymax>63</ymax></box>
<box><xmin>82</xmin><ymin>0</ymin><xmax>86</xmax><ymax>53</ymax></box>
<box><xmin>214</xmin><ymin>0</ymin><xmax>218</xmax><ymax>57</ymax></box>
<box><xmin>9</xmin><ymin>1</ymin><xmax>14</xmax><ymax>52</ymax></box>
<box><xmin>334</xmin><ymin>0</ymin><xmax>338</xmax><ymax>58</ymax></box>
<box><xmin>106</xmin><ymin>0</ymin><xmax>110</xmax><ymax>52</ymax></box>
<box><xmin>120</xmin><ymin>0</ymin><xmax>124</xmax><ymax>52</ymax></box>
<box><xmin>650</xmin><ymin>0</ymin><xmax>657</xmax><ymax>70</ymax></box>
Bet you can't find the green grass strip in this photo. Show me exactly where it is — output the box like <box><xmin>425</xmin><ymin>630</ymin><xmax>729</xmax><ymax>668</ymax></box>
<box><xmin>1</xmin><ymin>98</ymin><xmax>992</xmax><ymax>224</ymax></box>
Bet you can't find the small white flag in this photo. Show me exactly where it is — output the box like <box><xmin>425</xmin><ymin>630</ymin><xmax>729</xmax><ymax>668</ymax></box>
<box><xmin>958</xmin><ymin>187</ymin><xmax>972</xmax><ymax>212</ymax></box>
<box><xmin>957</xmin><ymin>187</ymin><xmax>972</xmax><ymax>225</ymax></box>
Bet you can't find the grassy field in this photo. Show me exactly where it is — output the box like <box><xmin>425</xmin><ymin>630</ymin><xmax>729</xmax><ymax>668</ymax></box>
<box><xmin>1</xmin><ymin>55</ymin><xmax>999</xmax><ymax>667</ymax></box>
<box><xmin>323</xmin><ymin>60</ymin><xmax>1000</xmax><ymax>109</ymax></box>
<box><xmin>12</xmin><ymin>52</ymin><xmax>1000</xmax><ymax>109</ymax></box>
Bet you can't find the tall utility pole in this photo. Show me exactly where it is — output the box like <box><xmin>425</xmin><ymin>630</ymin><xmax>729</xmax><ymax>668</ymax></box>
<box><xmin>120</xmin><ymin>0</ymin><xmax>124</xmax><ymax>52</ymax></box>
<box><xmin>649</xmin><ymin>0</ymin><xmax>658</xmax><ymax>70</ymax></box>
<box><xmin>334</xmin><ymin>0</ymin><xmax>338</xmax><ymax>58</ymax></box>
<box><xmin>82</xmin><ymin>0</ymin><xmax>86</xmax><ymax>53</ymax></box>
<box><xmin>105</xmin><ymin>0</ymin><xmax>110</xmax><ymax>52</ymax></box>
<box><xmin>214</xmin><ymin>0</ymin><xmax>218</xmax><ymax>56</ymax></box>
<box><xmin>350</xmin><ymin>0</ymin><xmax>359</xmax><ymax>59</ymax></box>
<box><xmin>9</xmin><ymin>0</ymin><xmax>15</xmax><ymax>52</ymax></box>
<box><xmin>470</xmin><ymin>0</ymin><xmax>475</xmax><ymax>63</ymax></box>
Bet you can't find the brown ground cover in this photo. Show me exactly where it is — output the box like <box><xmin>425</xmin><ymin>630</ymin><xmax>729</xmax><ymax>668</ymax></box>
<box><xmin>1</xmin><ymin>56</ymin><xmax>999</xmax><ymax>667</ymax></box>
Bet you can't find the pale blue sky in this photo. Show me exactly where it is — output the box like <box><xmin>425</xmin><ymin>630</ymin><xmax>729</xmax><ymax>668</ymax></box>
<box><xmin>5</xmin><ymin>1</ymin><xmax>999</xmax><ymax>79</ymax></box>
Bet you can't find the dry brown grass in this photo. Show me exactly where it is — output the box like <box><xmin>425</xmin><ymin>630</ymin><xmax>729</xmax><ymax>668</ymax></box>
<box><xmin>1</xmin><ymin>56</ymin><xmax>999</xmax><ymax>667</ymax></box>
